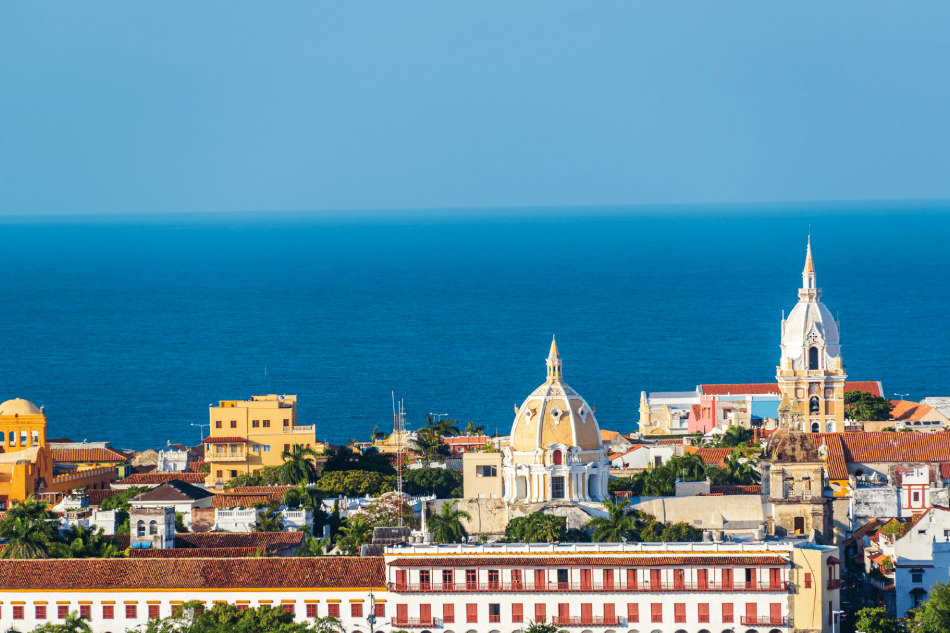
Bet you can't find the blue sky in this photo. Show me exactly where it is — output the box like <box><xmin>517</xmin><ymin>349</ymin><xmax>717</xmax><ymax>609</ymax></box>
<box><xmin>1</xmin><ymin>1</ymin><xmax>948</xmax><ymax>215</ymax></box>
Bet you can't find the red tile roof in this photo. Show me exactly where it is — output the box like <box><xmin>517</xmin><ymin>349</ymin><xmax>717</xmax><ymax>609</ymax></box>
<box><xmin>701</xmin><ymin>382</ymin><xmax>883</xmax><ymax>398</ymax></box>
<box><xmin>0</xmin><ymin>557</ymin><xmax>383</xmax><ymax>590</ymax></box>
<box><xmin>390</xmin><ymin>555</ymin><xmax>787</xmax><ymax>567</ymax></box>
<box><xmin>709</xmin><ymin>485</ymin><xmax>762</xmax><ymax>495</ymax></box>
<box><xmin>811</xmin><ymin>434</ymin><xmax>850</xmax><ymax>480</ymax></box>
<box><xmin>890</xmin><ymin>400</ymin><xmax>936</xmax><ymax>422</ymax></box>
<box><xmin>51</xmin><ymin>448</ymin><xmax>130</xmax><ymax>463</ymax></box>
<box><xmin>600</xmin><ymin>430</ymin><xmax>620</xmax><ymax>441</ymax></box>
<box><xmin>810</xmin><ymin>431</ymin><xmax>950</xmax><ymax>465</ymax></box>
<box><xmin>688</xmin><ymin>447</ymin><xmax>736</xmax><ymax>467</ymax></box>
<box><xmin>229</xmin><ymin>486</ymin><xmax>295</xmax><ymax>495</ymax></box>
<box><xmin>120</xmin><ymin>472</ymin><xmax>208</xmax><ymax>486</ymax></box>
<box><xmin>128</xmin><ymin>547</ymin><xmax>263</xmax><ymax>558</ymax></box>
<box><xmin>174</xmin><ymin>532</ymin><xmax>304</xmax><ymax>551</ymax></box>
<box><xmin>211</xmin><ymin>493</ymin><xmax>282</xmax><ymax>508</ymax></box>
<box><xmin>87</xmin><ymin>489</ymin><xmax>119</xmax><ymax>506</ymax></box>
<box><xmin>133</xmin><ymin>480</ymin><xmax>215</xmax><ymax>503</ymax></box>
<box><xmin>940</xmin><ymin>463</ymin><xmax>950</xmax><ymax>480</ymax></box>
<box><xmin>202</xmin><ymin>436</ymin><xmax>247</xmax><ymax>444</ymax></box>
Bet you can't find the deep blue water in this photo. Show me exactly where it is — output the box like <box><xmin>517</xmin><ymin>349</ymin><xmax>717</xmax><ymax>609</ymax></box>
<box><xmin>1</xmin><ymin>201</ymin><xmax>948</xmax><ymax>451</ymax></box>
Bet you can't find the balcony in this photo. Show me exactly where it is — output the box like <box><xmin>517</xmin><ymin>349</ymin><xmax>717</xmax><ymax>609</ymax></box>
<box><xmin>283</xmin><ymin>425</ymin><xmax>315</xmax><ymax>434</ymax></box>
<box><xmin>390</xmin><ymin>618</ymin><xmax>439</xmax><ymax>628</ymax></box>
<box><xmin>389</xmin><ymin>581</ymin><xmax>788</xmax><ymax>594</ymax></box>
<box><xmin>741</xmin><ymin>616</ymin><xmax>791</xmax><ymax>627</ymax></box>
<box><xmin>828</xmin><ymin>579</ymin><xmax>843</xmax><ymax>590</ymax></box>
<box><xmin>211</xmin><ymin>453</ymin><xmax>247</xmax><ymax>462</ymax></box>
<box><xmin>552</xmin><ymin>617</ymin><xmax>622</xmax><ymax>627</ymax></box>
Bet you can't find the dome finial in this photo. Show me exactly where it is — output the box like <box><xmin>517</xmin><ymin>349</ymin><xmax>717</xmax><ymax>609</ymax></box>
<box><xmin>546</xmin><ymin>337</ymin><xmax>562</xmax><ymax>380</ymax></box>
<box><xmin>801</xmin><ymin>235</ymin><xmax>817</xmax><ymax>296</ymax></box>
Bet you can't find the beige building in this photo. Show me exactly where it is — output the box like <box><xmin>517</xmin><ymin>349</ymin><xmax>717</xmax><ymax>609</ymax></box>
<box><xmin>205</xmin><ymin>395</ymin><xmax>317</xmax><ymax>485</ymax></box>
<box><xmin>462</xmin><ymin>452</ymin><xmax>502</xmax><ymax>499</ymax></box>
<box><xmin>777</xmin><ymin>238</ymin><xmax>848</xmax><ymax>433</ymax></box>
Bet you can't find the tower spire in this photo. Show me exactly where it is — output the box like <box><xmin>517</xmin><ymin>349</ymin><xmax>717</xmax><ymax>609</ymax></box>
<box><xmin>800</xmin><ymin>236</ymin><xmax>819</xmax><ymax>300</ymax></box>
<box><xmin>546</xmin><ymin>336</ymin><xmax>562</xmax><ymax>380</ymax></box>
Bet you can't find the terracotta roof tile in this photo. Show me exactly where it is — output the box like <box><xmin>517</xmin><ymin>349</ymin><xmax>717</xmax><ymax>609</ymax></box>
<box><xmin>809</xmin><ymin>434</ymin><xmax>850</xmax><ymax>480</ymax></box>
<box><xmin>701</xmin><ymin>382</ymin><xmax>883</xmax><ymax>397</ymax></box>
<box><xmin>810</xmin><ymin>431</ymin><xmax>950</xmax><ymax>465</ymax></box>
<box><xmin>202</xmin><ymin>436</ymin><xmax>247</xmax><ymax>443</ymax></box>
<box><xmin>0</xmin><ymin>557</ymin><xmax>383</xmax><ymax>590</ymax></box>
<box><xmin>133</xmin><ymin>480</ymin><xmax>215</xmax><ymax>503</ymax></box>
<box><xmin>211</xmin><ymin>493</ymin><xmax>282</xmax><ymax>508</ymax></box>
<box><xmin>890</xmin><ymin>400</ymin><xmax>936</xmax><ymax>422</ymax></box>
<box><xmin>709</xmin><ymin>485</ymin><xmax>762</xmax><ymax>495</ymax></box>
<box><xmin>390</xmin><ymin>555</ymin><xmax>787</xmax><ymax>567</ymax></box>
<box><xmin>689</xmin><ymin>448</ymin><xmax>735</xmax><ymax>466</ymax></box>
<box><xmin>174</xmin><ymin>532</ymin><xmax>304</xmax><ymax>551</ymax></box>
<box><xmin>600</xmin><ymin>430</ymin><xmax>620</xmax><ymax>441</ymax></box>
<box><xmin>51</xmin><ymin>448</ymin><xmax>130</xmax><ymax>463</ymax></box>
<box><xmin>229</xmin><ymin>486</ymin><xmax>295</xmax><ymax>495</ymax></box>
<box><xmin>120</xmin><ymin>472</ymin><xmax>208</xmax><ymax>486</ymax></box>
<box><xmin>87</xmin><ymin>489</ymin><xmax>119</xmax><ymax>506</ymax></box>
<box><xmin>128</xmin><ymin>547</ymin><xmax>263</xmax><ymax>558</ymax></box>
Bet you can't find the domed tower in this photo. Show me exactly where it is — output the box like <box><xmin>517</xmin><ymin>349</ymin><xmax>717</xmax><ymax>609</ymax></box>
<box><xmin>502</xmin><ymin>338</ymin><xmax>609</xmax><ymax>504</ymax></box>
<box><xmin>777</xmin><ymin>238</ymin><xmax>848</xmax><ymax>433</ymax></box>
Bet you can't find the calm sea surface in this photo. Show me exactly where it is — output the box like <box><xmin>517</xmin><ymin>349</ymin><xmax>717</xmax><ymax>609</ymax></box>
<box><xmin>1</xmin><ymin>202</ymin><xmax>948</xmax><ymax>450</ymax></box>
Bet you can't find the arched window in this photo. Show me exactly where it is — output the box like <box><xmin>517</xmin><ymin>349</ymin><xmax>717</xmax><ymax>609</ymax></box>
<box><xmin>137</xmin><ymin>520</ymin><xmax>146</xmax><ymax>537</ymax></box>
<box><xmin>809</xmin><ymin>347</ymin><xmax>819</xmax><ymax>370</ymax></box>
<box><xmin>8</xmin><ymin>431</ymin><xmax>14</xmax><ymax>446</ymax></box>
<box><xmin>553</xmin><ymin>450</ymin><xmax>563</xmax><ymax>466</ymax></box>
<box><xmin>802</xmin><ymin>478</ymin><xmax>812</xmax><ymax>491</ymax></box>
<box><xmin>810</xmin><ymin>397</ymin><xmax>820</xmax><ymax>414</ymax></box>
<box><xmin>149</xmin><ymin>520</ymin><xmax>158</xmax><ymax>535</ymax></box>
<box><xmin>811</xmin><ymin>422</ymin><xmax>820</xmax><ymax>433</ymax></box>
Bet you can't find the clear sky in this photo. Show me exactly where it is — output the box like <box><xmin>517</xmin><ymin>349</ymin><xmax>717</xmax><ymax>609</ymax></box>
<box><xmin>1</xmin><ymin>1</ymin><xmax>948</xmax><ymax>216</ymax></box>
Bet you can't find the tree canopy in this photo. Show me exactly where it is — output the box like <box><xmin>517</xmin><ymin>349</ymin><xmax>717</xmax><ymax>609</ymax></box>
<box><xmin>427</xmin><ymin>500</ymin><xmax>471</xmax><ymax>544</ymax></box>
<box><xmin>139</xmin><ymin>601</ymin><xmax>344</xmax><ymax>633</ymax></box>
<box><xmin>315</xmin><ymin>471</ymin><xmax>395</xmax><ymax>498</ymax></box>
<box><xmin>584</xmin><ymin>497</ymin><xmax>702</xmax><ymax>543</ymax></box>
<box><xmin>908</xmin><ymin>581</ymin><xmax>950</xmax><ymax>633</ymax></box>
<box><xmin>499</xmin><ymin>512</ymin><xmax>567</xmax><ymax>543</ymax></box>
<box><xmin>854</xmin><ymin>606</ymin><xmax>901</xmax><ymax>633</ymax></box>
<box><xmin>846</xmin><ymin>390</ymin><xmax>895</xmax><ymax>422</ymax></box>
<box><xmin>403</xmin><ymin>467</ymin><xmax>463</xmax><ymax>498</ymax></box>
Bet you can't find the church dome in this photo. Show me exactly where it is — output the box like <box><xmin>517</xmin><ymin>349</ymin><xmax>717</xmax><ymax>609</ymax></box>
<box><xmin>0</xmin><ymin>398</ymin><xmax>42</xmax><ymax>416</ymax></box>
<box><xmin>780</xmin><ymin>238</ymin><xmax>842</xmax><ymax>365</ymax></box>
<box><xmin>508</xmin><ymin>338</ymin><xmax>603</xmax><ymax>453</ymax></box>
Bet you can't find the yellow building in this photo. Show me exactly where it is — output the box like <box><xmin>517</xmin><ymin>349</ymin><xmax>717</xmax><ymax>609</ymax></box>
<box><xmin>205</xmin><ymin>394</ymin><xmax>317</xmax><ymax>485</ymax></box>
<box><xmin>777</xmin><ymin>238</ymin><xmax>848</xmax><ymax>433</ymax></box>
<box><xmin>0</xmin><ymin>398</ymin><xmax>116</xmax><ymax>507</ymax></box>
<box><xmin>462</xmin><ymin>451</ymin><xmax>503</xmax><ymax>499</ymax></box>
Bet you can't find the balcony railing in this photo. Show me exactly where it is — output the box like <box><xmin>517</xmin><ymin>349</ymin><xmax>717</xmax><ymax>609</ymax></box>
<box><xmin>827</xmin><ymin>579</ymin><xmax>842</xmax><ymax>589</ymax></box>
<box><xmin>390</xmin><ymin>618</ymin><xmax>439</xmax><ymax>628</ymax></box>
<box><xmin>212</xmin><ymin>453</ymin><xmax>247</xmax><ymax>462</ymax></box>
<box><xmin>552</xmin><ymin>617</ymin><xmax>622</xmax><ymax>627</ymax></box>
<box><xmin>389</xmin><ymin>581</ymin><xmax>788</xmax><ymax>594</ymax></box>
<box><xmin>283</xmin><ymin>425</ymin><xmax>315</xmax><ymax>434</ymax></box>
<box><xmin>741</xmin><ymin>616</ymin><xmax>791</xmax><ymax>627</ymax></box>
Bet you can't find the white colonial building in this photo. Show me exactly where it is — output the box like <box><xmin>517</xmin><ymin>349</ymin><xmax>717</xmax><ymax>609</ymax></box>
<box><xmin>502</xmin><ymin>339</ymin><xmax>610</xmax><ymax>504</ymax></box>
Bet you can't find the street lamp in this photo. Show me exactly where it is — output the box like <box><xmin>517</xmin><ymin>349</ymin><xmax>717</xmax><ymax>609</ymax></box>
<box><xmin>191</xmin><ymin>423</ymin><xmax>210</xmax><ymax>446</ymax></box>
<box><xmin>833</xmin><ymin>609</ymin><xmax>844</xmax><ymax>633</ymax></box>
<box><xmin>366</xmin><ymin>589</ymin><xmax>377</xmax><ymax>633</ymax></box>
<box><xmin>894</xmin><ymin>393</ymin><xmax>910</xmax><ymax>400</ymax></box>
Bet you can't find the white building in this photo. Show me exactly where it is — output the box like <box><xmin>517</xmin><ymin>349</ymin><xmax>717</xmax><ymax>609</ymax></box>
<box><xmin>608</xmin><ymin>443</ymin><xmax>677</xmax><ymax>471</ymax></box>
<box><xmin>502</xmin><ymin>339</ymin><xmax>609</xmax><ymax>504</ymax></box>
<box><xmin>214</xmin><ymin>506</ymin><xmax>314</xmax><ymax>532</ymax></box>
<box><xmin>155</xmin><ymin>443</ymin><xmax>190</xmax><ymax>472</ymax></box>
<box><xmin>129</xmin><ymin>480</ymin><xmax>215</xmax><ymax>529</ymax></box>
<box><xmin>877</xmin><ymin>506</ymin><xmax>950</xmax><ymax>617</ymax></box>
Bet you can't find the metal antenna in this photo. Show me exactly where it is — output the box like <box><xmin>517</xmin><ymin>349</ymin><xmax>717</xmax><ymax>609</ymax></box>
<box><xmin>393</xmin><ymin>392</ymin><xmax>405</xmax><ymax>527</ymax></box>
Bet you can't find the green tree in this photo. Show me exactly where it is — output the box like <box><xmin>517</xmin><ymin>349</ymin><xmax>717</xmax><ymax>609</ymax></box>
<box><xmin>706</xmin><ymin>451</ymin><xmax>760</xmax><ymax>486</ymax></box>
<box><xmin>427</xmin><ymin>500</ymin><xmax>471</xmax><ymax>544</ymax></box>
<box><xmin>224</xmin><ymin>465</ymin><xmax>281</xmax><ymax>490</ymax></box>
<box><xmin>252</xmin><ymin>499</ymin><xmax>286</xmax><ymax>532</ymax></box>
<box><xmin>586</xmin><ymin>497</ymin><xmax>639</xmax><ymax>543</ymax></box>
<box><xmin>315</xmin><ymin>471</ymin><xmax>395</xmax><ymax>497</ymax></box>
<box><xmin>297</xmin><ymin>535</ymin><xmax>331</xmax><ymax>557</ymax></box>
<box><xmin>717</xmin><ymin>425</ymin><xmax>755</xmax><ymax>448</ymax></box>
<box><xmin>279</xmin><ymin>445</ymin><xmax>322</xmax><ymax>485</ymax></box>
<box><xmin>403</xmin><ymin>467</ymin><xmax>463</xmax><ymax>498</ymax></box>
<box><xmin>908</xmin><ymin>581</ymin><xmax>950</xmax><ymax>633</ymax></box>
<box><xmin>854</xmin><ymin>606</ymin><xmax>901</xmax><ymax>633</ymax></box>
<box><xmin>0</xmin><ymin>495</ymin><xmax>59</xmax><ymax>559</ymax></box>
<box><xmin>353</xmin><ymin>492</ymin><xmax>419</xmax><ymax>529</ymax></box>
<box><xmin>522</xmin><ymin>620</ymin><xmax>567</xmax><ymax>633</ymax></box>
<box><xmin>658</xmin><ymin>522</ymin><xmax>703</xmax><ymax>542</ymax></box>
<box><xmin>48</xmin><ymin>524</ymin><xmax>123</xmax><ymax>559</ymax></box>
<box><xmin>500</xmin><ymin>512</ymin><xmax>567</xmax><ymax>543</ymax></box>
<box><xmin>464</xmin><ymin>421</ymin><xmax>486</xmax><ymax>436</ymax></box>
<box><xmin>846</xmin><ymin>390</ymin><xmax>895</xmax><ymax>422</ymax></box>
<box><xmin>143</xmin><ymin>600</ymin><xmax>343</xmax><ymax>633</ymax></box>
<box><xmin>175</xmin><ymin>512</ymin><xmax>189</xmax><ymax>533</ymax></box>
<box><xmin>334</xmin><ymin>517</ymin><xmax>373</xmax><ymax>555</ymax></box>
<box><xmin>410</xmin><ymin>428</ymin><xmax>446</xmax><ymax>466</ymax></box>
<box><xmin>423</xmin><ymin>414</ymin><xmax>462</xmax><ymax>438</ymax></box>
<box><xmin>30</xmin><ymin>611</ymin><xmax>93</xmax><ymax>633</ymax></box>
<box><xmin>97</xmin><ymin>486</ymin><xmax>149</xmax><ymax>534</ymax></box>
<box><xmin>284</xmin><ymin>483</ymin><xmax>324</xmax><ymax>510</ymax></box>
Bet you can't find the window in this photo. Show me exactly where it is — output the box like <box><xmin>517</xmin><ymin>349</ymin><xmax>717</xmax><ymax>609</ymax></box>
<box><xmin>651</xmin><ymin>603</ymin><xmax>662</xmax><ymax>623</ymax></box>
<box><xmin>552</xmin><ymin>476</ymin><xmax>565</xmax><ymax>499</ymax></box>
<box><xmin>148</xmin><ymin>605</ymin><xmax>160</xmax><ymax>619</ymax></box>
<box><xmin>263</xmin><ymin>420</ymin><xmax>271</xmax><ymax>428</ymax></box>
<box><xmin>79</xmin><ymin>606</ymin><xmax>91</xmax><ymax>619</ymax></box>
<box><xmin>745</xmin><ymin>567</ymin><xmax>757</xmax><ymax>589</ymax></box>
<box><xmin>477</xmin><ymin>465</ymin><xmax>497</xmax><ymax>477</ymax></box>
<box><xmin>511</xmin><ymin>569</ymin><xmax>523</xmax><ymax>589</ymax></box>
<box><xmin>488</xmin><ymin>604</ymin><xmax>501</xmax><ymax>623</ymax></box>
<box><xmin>558</xmin><ymin>603</ymin><xmax>569</xmax><ymax>622</ymax></box>
<box><xmin>627</xmin><ymin>604</ymin><xmax>638</xmax><ymax>623</ymax></box>
<box><xmin>722</xmin><ymin>602</ymin><xmax>733</xmax><ymax>623</ymax></box>
<box><xmin>149</xmin><ymin>520</ymin><xmax>158</xmax><ymax>535</ymax></box>
<box><xmin>216</xmin><ymin>421</ymin><xmax>222</xmax><ymax>429</ymax></box>
<box><xmin>649</xmin><ymin>569</ymin><xmax>661</xmax><ymax>588</ymax></box>
<box><xmin>374</xmin><ymin>603</ymin><xmax>385</xmax><ymax>618</ymax></box>
<box><xmin>126</xmin><ymin>605</ymin><xmax>137</xmax><ymax>619</ymax></box>
<box><xmin>722</xmin><ymin>568</ymin><xmax>733</xmax><ymax>590</ymax></box>
<box><xmin>512</xmin><ymin>603</ymin><xmax>523</xmax><ymax>623</ymax></box>
<box><xmin>810</xmin><ymin>396</ymin><xmax>820</xmax><ymax>414</ymax></box>
<box><xmin>466</xmin><ymin>603</ymin><xmax>477</xmax><ymax>623</ymax></box>
<box><xmin>535</xmin><ymin>604</ymin><xmax>546</xmax><ymax>622</ymax></box>
<box><xmin>828</xmin><ymin>602</ymin><xmax>833</xmax><ymax>625</ymax></box>
<box><xmin>103</xmin><ymin>605</ymin><xmax>114</xmax><ymax>619</ymax></box>
<box><xmin>216</xmin><ymin>470</ymin><xmax>223</xmax><ymax>478</ymax></box>
<box><xmin>284</xmin><ymin>419</ymin><xmax>291</xmax><ymax>426</ymax></box>
<box><xmin>263</xmin><ymin>445</ymin><xmax>271</xmax><ymax>452</ymax></box>
<box><xmin>535</xmin><ymin>569</ymin><xmax>546</xmax><ymax>589</ymax></box>
<box><xmin>230</xmin><ymin>420</ymin><xmax>237</xmax><ymax>428</ymax></box>
<box><xmin>420</xmin><ymin>570</ymin><xmax>431</xmax><ymax>589</ymax></box>
<box><xmin>557</xmin><ymin>568</ymin><xmax>569</xmax><ymax>588</ymax></box>
<box><xmin>252</xmin><ymin>420</ymin><xmax>260</xmax><ymax>428</ymax></box>
<box><xmin>420</xmin><ymin>604</ymin><xmax>431</xmax><ymax>623</ymax></box>
<box><xmin>306</xmin><ymin>604</ymin><xmax>318</xmax><ymax>618</ymax></box>
<box><xmin>216</xmin><ymin>445</ymin><xmax>224</xmax><ymax>454</ymax></box>
<box><xmin>626</xmin><ymin>568</ymin><xmax>637</xmax><ymax>590</ymax></box>
<box><xmin>488</xmin><ymin>569</ymin><xmax>500</xmax><ymax>588</ymax></box>
<box><xmin>914</xmin><ymin>491</ymin><xmax>921</xmax><ymax>503</ymax></box>
<box><xmin>746</xmin><ymin>603</ymin><xmax>757</xmax><ymax>623</ymax></box>
<box><xmin>581</xmin><ymin>603</ymin><xmax>592</xmax><ymax>623</ymax></box>
<box><xmin>603</xmin><ymin>603</ymin><xmax>615</xmax><ymax>623</ymax></box>
<box><xmin>913</xmin><ymin>573</ymin><xmax>924</xmax><ymax>583</ymax></box>
<box><xmin>809</xmin><ymin>346</ymin><xmax>819</xmax><ymax>369</ymax></box>
<box><xmin>137</xmin><ymin>520</ymin><xmax>146</xmax><ymax>537</ymax></box>
<box><xmin>253</xmin><ymin>445</ymin><xmax>261</xmax><ymax>452</ymax></box>
<box><xmin>603</xmin><ymin>568</ymin><xmax>614</xmax><ymax>590</ymax></box>
<box><xmin>443</xmin><ymin>604</ymin><xmax>454</xmax><ymax>624</ymax></box>
<box><xmin>580</xmin><ymin>568</ymin><xmax>592</xmax><ymax>590</ymax></box>
<box><xmin>35</xmin><ymin>605</ymin><xmax>47</xmax><ymax>620</ymax></box>
<box><xmin>13</xmin><ymin>606</ymin><xmax>23</xmax><ymax>620</ymax></box>
<box><xmin>698</xmin><ymin>568</ymin><xmax>709</xmax><ymax>589</ymax></box>
<box><xmin>466</xmin><ymin>569</ymin><xmax>478</xmax><ymax>589</ymax></box>
<box><xmin>351</xmin><ymin>603</ymin><xmax>361</xmax><ymax>617</ymax></box>
<box><xmin>674</xmin><ymin>603</ymin><xmax>685</xmax><ymax>623</ymax></box>
<box><xmin>284</xmin><ymin>444</ymin><xmax>290</xmax><ymax>452</ymax></box>
<box><xmin>58</xmin><ymin>606</ymin><xmax>68</xmax><ymax>619</ymax></box>
<box><xmin>230</xmin><ymin>470</ymin><xmax>238</xmax><ymax>478</ymax></box>
<box><xmin>443</xmin><ymin>569</ymin><xmax>454</xmax><ymax>587</ymax></box>
<box><xmin>327</xmin><ymin>603</ymin><xmax>339</xmax><ymax>618</ymax></box>
<box><xmin>771</xmin><ymin>603</ymin><xmax>782</xmax><ymax>624</ymax></box>
<box><xmin>698</xmin><ymin>603</ymin><xmax>709</xmax><ymax>623</ymax></box>
<box><xmin>396</xmin><ymin>604</ymin><xmax>408</xmax><ymax>623</ymax></box>
<box><xmin>805</xmin><ymin>573</ymin><xmax>813</xmax><ymax>589</ymax></box>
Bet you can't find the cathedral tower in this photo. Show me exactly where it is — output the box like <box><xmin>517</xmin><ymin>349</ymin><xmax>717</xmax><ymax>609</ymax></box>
<box><xmin>777</xmin><ymin>238</ymin><xmax>848</xmax><ymax>432</ymax></box>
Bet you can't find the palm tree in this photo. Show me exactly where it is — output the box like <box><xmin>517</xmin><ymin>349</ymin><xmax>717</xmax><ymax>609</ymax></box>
<box><xmin>0</xmin><ymin>495</ymin><xmax>58</xmax><ymax>559</ymax></box>
<box><xmin>427</xmin><ymin>500</ymin><xmax>471</xmax><ymax>543</ymax></box>
<box><xmin>718</xmin><ymin>425</ymin><xmax>754</xmax><ymax>448</ymax></box>
<box><xmin>279</xmin><ymin>444</ymin><xmax>321</xmax><ymax>484</ymax></box>
<box><xmin>410</xmin><ymin>428</ymin><xmax>444</xmax><ymax>466</ymax></box>
<box><xmin>586</xmin><ymin>497</ymin><xmax>639</xmax><ymax>542</ymax></box>
<box><xmin>667</xmin><ymin>453</ymin><xmax>707</xmax><ymax>482</ymax></box>
<box><xmin>707</xmin><ymin>451</ymin><xmax>760</xmax><ymax>486</ymax></box>
<box><xmin>284</xmin><ymin>483</ymin><xmax>324</xmax><ymax>510</ymax></box>
<box><xmin>464</xmin><ymin>421</ymin><xmax>486</xmax><ymax>436</ymax></box>
<box><xmin>298</xmin><ymin>535</ymin><xmax>331</xmax><ymax>557</ymax></box>
<box><xmin>334</xmin><ymin>517</ymin><xmax>373</xmax><ymax>555</ymax></box>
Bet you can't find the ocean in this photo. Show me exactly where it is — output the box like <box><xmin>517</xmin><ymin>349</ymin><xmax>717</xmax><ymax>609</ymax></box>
<box><xmin>1</xmin><ymin>201</ymin><xmax>948</xmax><ymax>451</ymax></box>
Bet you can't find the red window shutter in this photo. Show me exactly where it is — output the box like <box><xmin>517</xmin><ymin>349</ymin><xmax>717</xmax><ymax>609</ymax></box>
<box><xmin>722</xmin><ymin>568</ymin><xmax>733</xmax><ymax>590</ymax></box>
<box><xmin>467</xmin><ymin>603</ymin><xmax>478</xmax><ymax>623</ymax></box>
<box><xmin>351</xmin><ymin>603</ymin><xmax>361</xmax><ymax>618</ymax></box>
<box><xmin>580</xmin><ymin>568</ymin><xmax>592</xmax><ymax>589</ymax></box>
<box><xmin>79</xmin><ymin>606</ymin><xmax>91</xmax><ymax>619</ymax></box>
<box><xmin>535</xmin><ymin>569</ymin><xmax>546</xmax><ymax>589</ymax></box>
<box><xmin>698</xmin><ymin>568</ymin><xmax>708</xmax><ymax>590</ymax></box>
<box><xmin>420</xmin><ymin>604</ymin><xmax>431</xmax><ymax>622</ymax></box>
<box><xmin>285</xmin><ymin>604</ymin><xmax>295</xmax><ymax>615</ymax></box>
<box><xmin>770</xmin><ymin>567</ymin><xmax>782</xmax><ymax>588</ymax></box>
<box><xmin>58</xmin><ymin>606</ymin><xmax>69</xmax><ymax>620</ymax></box>
<box><xmin>626</xmin><ymin>568</ymin><xmax>637</xmax><ymax>589</ymax></box>
<box><xmin>375</xmin><ymin>603</ymin><xmax>385</xmax><ymax>618</ymax></box>
<box><xmin>35</xmin><ymin>605</ymin><xmax>46</xmax><ymax>620</ymax></box>
<box><xmin>512</xmin><ymin>603</ymin><xmax>523</xmax><ymax>623</ymax></box>
<box><xmin>746</xmin><ymin>603</ymin><xmax>757</xmax><ymax>622</ymax></box>
<box><xmin>627</xmin><ymin>603</ymin><xmax>639</xmax><ymax>623</ymax></box>
<box><xmin>649</xmin><ymin>569</ymin><xmax>661</xmax><ymax>588</ymax></box>
<box><xmin>443</xmin><ymin>569</ymin><xmax>453</xmax><ymax>586</ymax></box>
<box><xmin>396</xmin><ymin>604</ymin><xmax>407</xmax><ymax>622</ymax></box>
<box><xmin>328</xmin><ymin>603</ymin><xmax>340</xmax><ymax>618</ymax></box>
<box><xmin>443</xmin><ymin>604</ymin><xmax>454</xmax><ymax>623</ymax></box>
<box><xmin>511</xmin><ymin>569</ymin><xmax>523</xmax><ymax>588</ymax></box>
<box><xmin>149</xmin><ymin>604</ymin><xmax>160</xmax><ymax>618</ymax></box>
<box><xmin>722</xmin><ymin>603</ymin><xmax>734</xmax><ymax>623</ymax></box>
<box><xmin>558</xmin><ymin>603</ymin><xmax>570</xmax><ymax>621</ymax></box>
<box><xmin>126</xmin><ymin>605</ymin><xmax>136</xmax><ymax>619</ymax></box>
<box><xmin>674</xmin><ymin>603</ymin><xmax>686</xmax><ymax>623</ymax></box>
<box><xmin>535</xmin><ymin>604</ymin><xmax>546</xmax><ymax>622</ymax></box>
<box><xmin>603</xmin><ymin>603</ymin><xmax>615</xmax><ymax>621</ymax></box>
<box><xmin>604</xmin><ymin>568</ymin><xmax>614</xmax><ymax>590</ymax></box>
<box><xmin>771</xmin><ymin>603</ymin><xmax>782</xmax><ymax>624</ymax></box>
<box><xmin>805</xmin><ymin>572</ymin><xmax>813</xmax><ymax>588</ymax></box>
<box><xmin>748</xmin><ymin>568</ymin><xmax>758</xmax><ymax>589</ymax></box>
<box><xmin>396</xmin><ymin>570</ymin><xmax>407</xmax><ymax>588</ymax></box>
<box><xmin>13</xmin><ymin>606</ymin><xmax>23</xmax><ymax>620</ymax></box>
<box><xmin>103</xmin><ymin>605</ymin><xmax>114</xmax><ymax>620</ymax></box>
<box><xmin>651</xmin><ymin>603</ymin><xmax>662</xmax><ymax>623</ymax></box>
<box><xmin>306</xmin><ymin>604</ymin><xmax>318</xmax><ymax>618</ymax></box>
<box><xmin>698</xmin><ymin>603</ymin><xmax>710</xmax><ymax>623</ymax></box>
<box><xmin>581</xmin><ymin>603</ymin><xmax>593</xmax><ymax>622</ymax></box>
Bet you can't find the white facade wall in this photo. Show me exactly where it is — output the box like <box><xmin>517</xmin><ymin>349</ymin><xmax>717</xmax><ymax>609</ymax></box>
<box><xmin>610</xmin><ymin>445</ymin><xmax>676</xmax><ymax>471</ymax></box>
<box><xmin>881</xmin><ymin>507</ymin><xmax>950</xmax><ymax>617</ymax></box>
